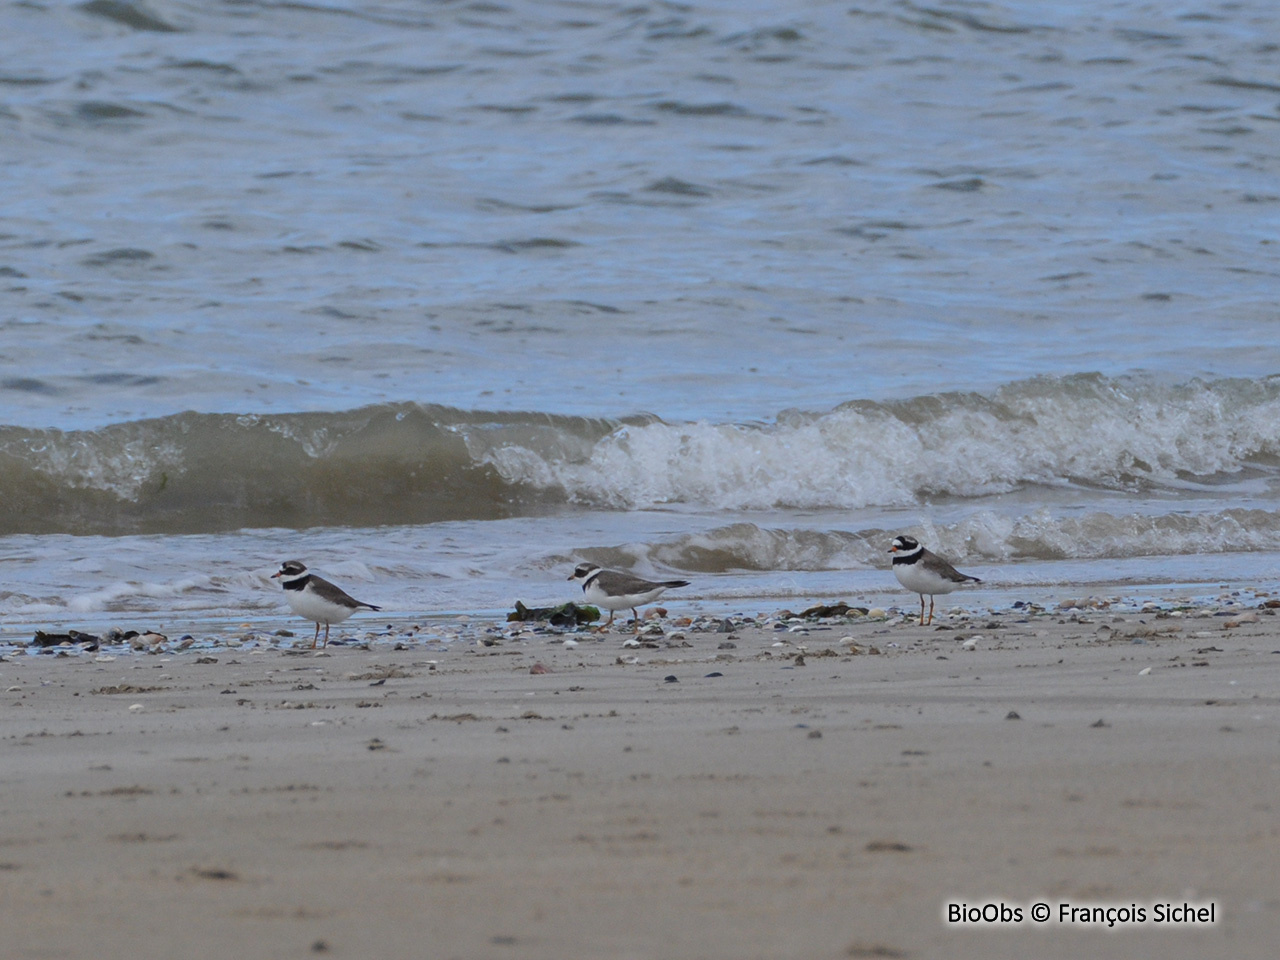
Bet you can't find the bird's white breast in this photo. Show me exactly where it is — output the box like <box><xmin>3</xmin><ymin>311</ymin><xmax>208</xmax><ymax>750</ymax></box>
<box><xmin>285</xmin><ymin>585</ymin><xmax>356</xmax><ymax>625</ymax></box>
<box><xmin>893</xmin><ymin>561</ymin><xmax>959</xmax><ymax>597</ymax></box>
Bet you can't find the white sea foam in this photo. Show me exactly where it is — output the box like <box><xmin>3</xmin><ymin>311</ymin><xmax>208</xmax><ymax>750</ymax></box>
<box><xmin>481</xmin><ymin>376</ymin><xmax>1280</xmax><ymax>511</ymax></box>
<box><xmin>65</xmin><ymin>575</ymin><xmax>219</xmax><ymax>614</ymax></box>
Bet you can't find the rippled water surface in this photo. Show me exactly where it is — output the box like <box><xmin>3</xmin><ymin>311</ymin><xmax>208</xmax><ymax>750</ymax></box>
<box><xmin>3</xmin><ymin>1</ymin><xmax>1280</xmax><ymax>622</ymax></box>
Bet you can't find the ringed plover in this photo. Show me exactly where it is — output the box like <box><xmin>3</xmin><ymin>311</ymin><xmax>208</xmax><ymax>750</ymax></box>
<box><xmin>889</xmin><ymin>535</ymin><xmax>980</xmax><ymax>625</ymax></box>
<box><xmin>568</xmin><ymin>562</ymin><xmax>690</xmax><ymax>629</ymax></box>
<box><xmin>272</xmin><ymin>560</ymin><xmax>381</xmax><ymax>648</ymax></box>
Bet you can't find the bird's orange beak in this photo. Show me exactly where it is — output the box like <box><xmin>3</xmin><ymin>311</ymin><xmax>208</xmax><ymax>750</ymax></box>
<box><xmin>270</xmin><ymin>571</ymin><xmax>281</xmax><ymax>578</ymax></box>
<box><xmin>566</xmin><ymin>573</ymin><xmax>575</xmax><ymax>580</ymax></box>
<box><xmin>888</xmin><ymin>546</ymin><xmax>898</xmax><ymax>554</ymax></box>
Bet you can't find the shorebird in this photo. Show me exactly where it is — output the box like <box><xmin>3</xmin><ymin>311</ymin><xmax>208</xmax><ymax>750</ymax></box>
<box><xmin>568</xmin><ymin>562</ymin><xmax>690</xmax><ymax>629</ymax></box>
<box><xmin>889</xmin><ymin>535</ymin><xmax>981</xmax><ymax>625</ymax></box>
<box><xmin>271</xmin><ymin>560</ymin><xmax>380</xmax><ymax>648</ymax></box>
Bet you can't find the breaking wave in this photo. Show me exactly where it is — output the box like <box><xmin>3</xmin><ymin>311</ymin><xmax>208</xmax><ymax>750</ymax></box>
<box><xmin>5</xmin><ymin>374</ymin><xmax>1280</xmax><ymax>534</ymax></box>
<box><xmin>0</xmin><ymin>404</ymin><xmax>636</xmax><ymax>534</ymax></box>
<box><xmin>491</xmin><ymin>373</ymin><xmax>1280</xmax><ymax>510</ymax></box>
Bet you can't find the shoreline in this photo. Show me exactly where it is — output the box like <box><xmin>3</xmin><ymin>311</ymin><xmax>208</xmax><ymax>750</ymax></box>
<box><xmin>3</xmin><ymin>577</ymin><xmax>1277</xmax><ymax>657</ymax></box>
<box><xmin>2</xmin><ymin>591</ymin><xmax>1279</xmax><ymax>958</ymax></box>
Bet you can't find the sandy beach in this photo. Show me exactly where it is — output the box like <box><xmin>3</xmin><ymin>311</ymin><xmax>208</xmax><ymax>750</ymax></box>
<box><xmin>2</xmin><ymin>595</ymin><xmax>1278</xmax><ymax>960</ymax></box>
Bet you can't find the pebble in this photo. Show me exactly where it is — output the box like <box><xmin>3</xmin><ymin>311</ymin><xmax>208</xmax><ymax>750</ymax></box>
<box><xmin>1223</xmin><ymin>612</ymin><xmax>1259</xmax><ymax>629</ymax></box>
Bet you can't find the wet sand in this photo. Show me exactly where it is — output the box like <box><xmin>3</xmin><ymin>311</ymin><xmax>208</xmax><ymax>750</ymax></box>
<box><xmin>2</xmin><ymin>599</ymin><xmax>1279</xmax><ymax>960</ymax></box>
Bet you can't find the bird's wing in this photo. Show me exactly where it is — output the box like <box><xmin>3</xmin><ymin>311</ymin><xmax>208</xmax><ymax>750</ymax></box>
<box><xmin>311</xmin><ymin>576</ymin><xmax>377</xmax><ymax>610</ymax></box>
<box><xmin>927</xmin><ymin>552</ymin><xmax>980</xmax><ymax>584</ymax></box>
<box><xmin>592</xmin><ymin>570</ymin><xmax>667</xmax><ymax>595</ymax></box>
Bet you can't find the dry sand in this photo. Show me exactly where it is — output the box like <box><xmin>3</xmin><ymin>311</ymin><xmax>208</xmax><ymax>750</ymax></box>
<box><xmin>2</xmin><ymin>599</ymin><xmax>1278</xmax><ymax>960</ymax></box>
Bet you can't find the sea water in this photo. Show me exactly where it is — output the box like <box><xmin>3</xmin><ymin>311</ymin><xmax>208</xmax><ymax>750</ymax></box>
<box><xmin>3</xmin><ymin>1</ymin><xmax>1280</xmax><ymax>631</ymax></box>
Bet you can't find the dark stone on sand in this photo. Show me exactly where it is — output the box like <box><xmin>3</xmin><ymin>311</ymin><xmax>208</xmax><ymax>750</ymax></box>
<box><xmin>508</xmin><ymin>600</ymin><xmax>600</xmax><ymax>626</ymax></box>
<box><xmin>865</xmin><ymin>840</ymin><xmax>913</xmax><ymax>853</ymax></box>
<box><xmin>31</xmin><ymin>629</ymin><xmax>100</xmax><ymax>648</ymax></box>
<box><xmin>800</xmin><ymin>602</ymin><xmax>870</xmax><ymax>619</ymax></box>
<box><xmin>191</xmin><ymin>867</ymin><xmax>238</xmax><ymax>881</ymax></box>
